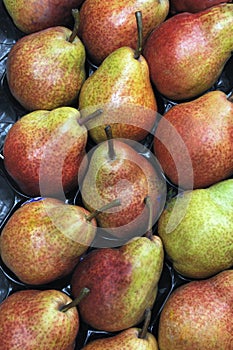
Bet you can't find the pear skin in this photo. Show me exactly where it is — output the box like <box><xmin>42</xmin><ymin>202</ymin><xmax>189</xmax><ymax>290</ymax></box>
<box><xmin>170</xmin><ymin>0</ymin><xmax>231</xmax><ymax>13</ymax></box>
<box><xmin>154</xmin><ymin>90</ymin><xmax>233</xmax><ymax>189</ymax></box>
<box><xmin>158</xmin><ymin>270</ymin><xmax>233</xmax><ymax>350</ymax></box>
<box><xmin>81</xmin><ymin>327</ymin><xmax>159</xmax><ymax>349</ymax></box>
<box><xmin>158</xmin><ymin>179</ymin><xmax>233</xmax><ymax>279</ymax></box>
<box><xmin>79</xmin><ymin>46</ymin><xmax>157</xmax><ymax>143</ymax></box>
<box><xmin>144</xmin><ymin>3</ymin><xmax>233</xmax><ymax>100</ymax></box>
<box><xmin>71</xmin><ymin>235</ymin><xmax>164</xmax><ymax>332</ymax></box>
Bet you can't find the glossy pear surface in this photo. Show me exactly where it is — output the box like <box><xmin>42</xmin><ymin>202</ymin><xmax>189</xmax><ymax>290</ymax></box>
<box><xmin>154</xmin><ymin>91</ymin><xmax>233</xmax><ymax>189</ymax></box>
<box><xmin>158</xmin><ymin>179</ymin><xmax>233</xmax><ymax>279</ymax></box>
<box><xmin>3</xmin><ymin>0</ymin><xmax>84</xmax><ymax>34</ymax></box>
<box><xmin>6</xmin><ymin>26</ymin><xmax>86</xmax><ymax>111</ymax></box>
<box><xmin>81</xmin><ymin>327</ymin><xmax>159</xmax><ymax>349</ymax></box>
<box><xmin>0</xmin><ymin>289</ymin><xmax>79</xmax><ymax>350</ymax></box>
<box><xmin>78</xmin><ymin>0</ymin><xmax>169</xmax><ymax>65</ymax></box>
<box><xmin>71</xmin><ymin>235</ymin><xmax>164</xmax><ymax>332</ymax></box>
<box><xmin>144</xmin><ymin>4</ymin><xmax>233</xmax><ymax>100</ymax></box>
<box><xmin>158</xmin><ymin>270</ymin><xmax>233</xmax><ymax>350</ymax></box>
<box><xmin>79</xmin><ymin>46</ymin><xmax>157</xmax><ymax>143</ymax></box>
<box><xmin>3</xmin><ymin>107</ymin><xmax>88</xmax><ymax>197</ymax></box>
<box><xmin>0</xmin><ymin>197</ymin><xmax>96</xmax><ymax>285</ymax></box>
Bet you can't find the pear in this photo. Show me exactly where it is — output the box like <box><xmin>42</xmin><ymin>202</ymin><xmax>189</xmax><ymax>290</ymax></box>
<box><xmin>0</xmin><ymin>197</ymin><xmax>98</xmax><ymax>285</ymax></box>
<box><xmin>170</xmin><ymin>0</ymin><xmax>231</xmax><ymax>13</ymax></box>
<box><xmin>158</xmin><ymin>270</ymin><xmax>233</xmax><ymax>350</ymax></box>
<box><xmin>144</xmin><ymin>3</ymin><xmax>233</xmax><ymax>100</ymax></box>
<box><xmin>80</xmin><ymin>127</ymin><xmax>166</xmax><ymax>239</ymax></box>
<box><xmin>71</xmin><ymin>220</ymin><xmax>164</xmax><ymax>332</ymax></box>
<box><xmin>157</xmin><ymin>179</ymin><xmax>233</xmax><ymax>279</ymax></box>
<box><xmin>81</xmin><ymin>309</ymin><xmax>159</xmax><ymax>349</ymax></box>
<box><xmin>79</xmin><ymin>11</ymin><xmax>158</xmax><ymax>143</ymax></box>
<box><xmin>0</xmin><ymin>287</ymin><xmax>90</xmax><ymax>350</ymax></box>
<box><xmin>78</xmin><ymin>0</ymin><xmax>169</xmax><ymax>65</ymax></box>
<box><xmin>6</xmin><ymin>19</ymin><xmax>86</xmax><ymax>111</ymax></box>
<box><xmin>154</xmin><ymin>90</ymin><xmax>233</xmax><ymax>189</ymax></box>
<box><xmin>3</xmin><ymin>0</ymin><xmax>84</xmax><ymax>34</ymax></box>
<box><xmin>3</xmin><ymin>107</ymin><xmax>102</xmax><ymax>197</ymax></box>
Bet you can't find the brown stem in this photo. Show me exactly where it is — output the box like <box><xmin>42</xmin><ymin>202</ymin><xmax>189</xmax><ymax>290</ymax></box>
<box><xmin>105</xmin><ymin>125</ymin><xmax>116</xmax><ymax>160</ymax></box>
<box><xmin>78</xmin><ymin>109</ymin><xmax>103</xmax><ymax>126</ymax></box>
<box><xmin>60</xmin><ymin>287</ymin><xmax>90</xmax><ymax>312</ymax></box>
<box><xmin>134</xmin><ymin>11</ymin><xmax>143</xmax><ymax>59</ymax></box>
<box><xmin>68</xmin><ymin>9</ymin><xmax>80</xmax><ymax>43</ymax></box>
<box><xmin>86</xmin><ymin>198</ymin><xmax>121</xmax><ymax>222</ymax></box>
<box><xmin>138</xmin><ymin>308</ymin><xmax>152</xmax><ymax>339</ymax></box>
<box><xmin>144</xmin><ymin>196</ymin><xmax>153</xmax><ymax>240</ymax></box>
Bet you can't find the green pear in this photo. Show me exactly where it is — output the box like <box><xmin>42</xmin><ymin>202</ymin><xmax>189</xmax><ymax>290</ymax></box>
<box><xmin>6</xmin><ymin>23</ymin><xmax>86</xmax><ymax>111</ymax></box>
<box><xmin>158</xmin><ymin>270</ymin><xmax>233</xmax><ymax>350</ymax></box>
<box><xmin>0</xmin><ymin>197</ymin><xmax>97</xmax><ymax>285</ymax></box>
<box><xmin>0</xmin><ymin>287</ymin><xmax>90</xmax><ymax>350</ymax></box>
<box><xmin>81</xmin><ymin>309</ymin><xmax>159</xmax><ymax>349</ymax></box>
<box><xmin>3</xmin><ymin>0</ymin><xmax>84</xmax><ymax>34</ymax></box>
<box><xmin>78</xmin><ymin>0</ymin><xmax>169</xmax><ymax>65</ymax></box>
<box><xmin>154</xmin><ymin>90</ymin><xmax>233</xmax><ymax>189</ymax></box>
<box><xmin>158</xmin><ymin>179</ymin><xmax>233</xmax><ymax>279</ymax></box>
<box><xmin>3</xmin><ymin>107</ymin><xmax>101</xmax><ymax>197</ymax></box>
<box><xmin>80</xmin><ymin>129</ymin><xmax>166</xmax><ymax>239</ymax></box>
<box><xmin>79</xmin><ymin>11</ymin><xmax>158</xmax><ymax>143</ymax></box>
<box><xmin>144</xmin><ymin>3</ymin><xmax>233</xmax><ymax>100</ymax></box>
<box><xmin>71</xmin><ymin>231</ymin><xmax>164</xmax><ymax>332</ymax></box>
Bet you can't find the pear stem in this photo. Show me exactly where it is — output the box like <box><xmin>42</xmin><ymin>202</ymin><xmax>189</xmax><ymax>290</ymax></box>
<box><xmin>144</xmin><ymin>196</ymin><xmax>153</xmax><ymax>240</ymax></box>
<box><xmin>86</xmin><ymin>198</ymin><xmax>121</xmax><ymax>222</ymax></box>
<box><xmin>60</xmin><ymin>287</ymin><xmax>90</xmax><ymax>312</ymax></box>
<box><xmin>68</xmin><ymin>9</ymin><xmax>80</xmax><ymax>43</ymax></box>
<box><xmin>78</xmin><ymin>109</ymin><xmax>103</xmax><ymax>126</ymax></box>
<box><xmin>105</xmin><ymin>125</ymin><xmax>116</xmax><ymax>160</ymax></box>
<box><xmin>138</xmin><ymin>308</ymin><xmax>152</xmax><ymax>339</ymax></box>
<box><xmin>134</xmin><ymin>11</ymin><xmax>143</xmax><ymax>59</ymax></box>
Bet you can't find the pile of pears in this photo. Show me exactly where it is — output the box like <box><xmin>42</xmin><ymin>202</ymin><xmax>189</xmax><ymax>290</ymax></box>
<box><xmin>0</xmin><ymin>0</ymin><xmax>233</xmax><ymax>349</ymax></box>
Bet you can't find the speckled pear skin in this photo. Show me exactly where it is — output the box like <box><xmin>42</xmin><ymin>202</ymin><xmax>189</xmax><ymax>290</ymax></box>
<box><xmin>158</xmin><ymin>270</ymin><xmax>233</xmax><ymax>350</ymax></box>
<box><xmin>3</xmin><ymin>0</ymin><xmax>85</xmax><ymax>34</ymax></box>
<box><xmin>3</xmin><ymin>107</ymin><xmax>88</xmax><ymax>197</ymax></box>
<box><xmin>6</xmin><ymin>26</ymin><xmax>86</xmax><ymax>111</ymax></box>
<box><xmin>144</xmin><ymin>3</ymin><xmax>233</xmax><ymax>100</ymax></box>
<box><xmin>170</xmin><ymin>0</ymin><xmax>231</xmax><ymax>13</ymax></box>
<box><xmin>81</xmin><ymin>327</ymin><xmax>159</xmax><ymax>349</ymax></box>
<box><xmin>81</xmin><ymin>139</ymin><xmax>166</xmax><ymax>238</ymax></box>
<box><xmin>0</xmin><ymin>289</ymin><xmax>79</xmax><ymax>350</ymax></box>
<box><xmin>78</xmin><ymin>0</ymin><xmax>169</xmax><ymax>65</ymax></box>
<box><xmin>71</xmin><ymin>235</ymin><xmax>164</xmax><ymax>332</ymax></box>
<box><xmin>158</xmin><ymin>179</ymin><xmax>233</xmax><ymax>279</ymax></box>
<box><xmin>79</xmin><ymin>46</ymin><xmax>157</xmax><ymax>143</ymax></box>
<box><xmin>154</xmin><ymin>90</ymin><xmax>233</xmax><ymax>189</ymax></box>
<box><xmin>0</xmin><ymin>197</ymin><xmax>97</xmax><ymax>285</ymax></box>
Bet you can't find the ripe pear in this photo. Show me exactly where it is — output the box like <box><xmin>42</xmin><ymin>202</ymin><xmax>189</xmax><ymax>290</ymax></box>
<box><xmin>144</xmin><ymin>3</ymin><xmax>233</xmax><ymax>100</ymax></box>
<box><xmin>71</xmin><ymin>233</ymin><xmax>164</xmax><ymax>332</ymax></box>
<box><xmin>158</xmin><ymin>270</ymin><xmax>233</xmax><ymax>350</ymax></box>
<box><xmin>154</xmin><ymin>90</ymin><xmax>233</xmax><ymax>189</ymax></box>
<box><xmin>170</xmin><ymin>0</ymin><xmax>231</xmax><ymax>13</ymax></box>
<box><xmin>80</xmin><ymin>131</ymin><xmax>166</xmax><ymax>239</ymax></box>
<box><xmin>157</xmin><ymin>179</ymin><xmax>233</xmax><ymax>279</ymax></box>
<box><xmin>3</xmin><ymin>0</ymin><xmax>84</xmax><ymax>34</ymax></box>
<box><xmin>6</xmin><ymin>25</ymin><xmax>85</xmax><ymax>111</ymax></box>
<box><xmin>78</xmin><ymin>0</ymin><xmax>169</xmax><ymax>65</ymax></box>
<box><xmin>81</xmin><ymin>309</ymin><xmax>158</xmax><ymax>349</ymax></box>
<box><xmin>3</xmin><ymin>107</ymin><xmax>101</xmax><ymax>197</ymax></box>
<box><xmin>0</xmin><ymin>197</ymin><xmax>97</xmax><ymax>285</ymax></box>
<box><xmin>0</xmin><ymin>288</ymin><xmax>89</xmax><ymax>350</ymax></box>
<box><xmin>79</xmin><ymin>12</ymin><xmax>158</xmax><ymax>143</ymax></box>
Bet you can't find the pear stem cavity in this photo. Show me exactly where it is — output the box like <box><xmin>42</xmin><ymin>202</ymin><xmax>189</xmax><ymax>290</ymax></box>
<box><xmin>138</xmin><ymin>308</ymin><xmax>152</xmax><ymax>339</ymax></box>
<box><xmin>60</xmin><ymin>287</ymin><xmax>90</xmax><ymax>312</ymax></box>
<box><xmin>105</xmin><ymin>125</ymin><xmax>116</xmax><ymax>160</ymax></box>
<box><xmin>134</xmin><ymin>11</ymin><xmax>143</xmax><ymax>60</ymax></box>
<box><xmin>78</xmin><ymin>109</ymin><xmax>103</xmax><ymax>126</ymax></box>
<box><xmin>86</xmin><ymin>199</ymin><xmax>121</xmax><ymax>222</ymax></box>
<box><xmin>144</xmin><ymin>196</ymin><xmax>153</xmax><ymax>240</ymax></box>
<box><xmin>68</xmin><ymin>9</ymin><xmax>80</xmax><ymax>43</ymax></box>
